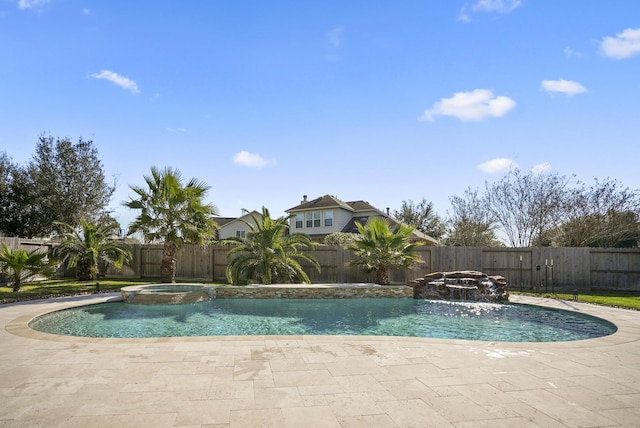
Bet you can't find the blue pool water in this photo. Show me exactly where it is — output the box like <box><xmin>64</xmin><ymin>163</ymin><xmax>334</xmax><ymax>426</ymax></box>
<box><xmin>28</xmin><ymin>298</ymin><xmax>617</xmax><ymax>342</ymax></box>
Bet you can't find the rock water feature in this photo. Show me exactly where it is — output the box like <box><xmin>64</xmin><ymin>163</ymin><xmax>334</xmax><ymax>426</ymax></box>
<box><xmin>411</xmin><ymin>270</ymin><xmax>509</xmax><ymax>302</ymax></box>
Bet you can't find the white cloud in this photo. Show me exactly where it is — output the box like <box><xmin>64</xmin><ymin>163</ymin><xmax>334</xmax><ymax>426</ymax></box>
<box><xmin>600</xmin><ymin>27</ymin><xmax>640</xmax><ymax>59</ymax></box>
<box><xmin>90</xmin><ymin>70</ymin><xmax>140</xmax><ymax>94</ymax></box>
<box><xmin>18</xmin><ymin>0</ymin><xmax>50</xmax><ymax>10</ymax></box>
<box><xmin>327</xmin><ymin>26</ymin><xmax>345</xmax><ymax>48</ymax></box>
<box><xmin>472</xmin><ymin>0</ymin><xmax>521</xmax><ymax>13</ymax></box>
<box><xmin>541</xmin><ymin>79</ymin><xmax>587</xmax><ymax>96</ymax></box>
<box><xmin>82</xmin><ymin>8</ymin><xmax>91</xmax><ymax>15</ymax></box>
<box><xmin>459</xmin><ymin>0</ymin><xmax>521</xmax><ymax>22</ymax></box>
<box><xmin>531</xmin><ymin>162</ymin><xmax>552</xmax><ymax>175</ymax></box>
<box><xmin>458</xmin><ymin>9</ymin><xmax>471</xmax><ymax>23</ymax></box>
<box><xmin>233</xmin><ymin>151</ymin><xmax>272</xmax><ymax>168</ymax></box>
<box><xmin>564</xmin><ymin>47</ymin><xmax>584</xmax><ymax>58</ymax></box>
<box><xmin>478</xmin><ymin>158</ymin><xmax>518</xmax><ymax>173</ymax></box>
<box><xmin>421</xmin><ymin>89</ymin><xmax>516</xmax><ymax>122</ymax></box>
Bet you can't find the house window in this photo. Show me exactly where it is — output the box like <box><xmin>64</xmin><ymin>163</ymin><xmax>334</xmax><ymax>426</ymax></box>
<box><xmin>300</xmin><ymin>210</ymin><xmax>329</xmax><ymax>228</ymax></box>
<box><xmin>236</xmin><ymin>230</ymin><xmax>245</xmax><ymax>238</ymax></box>
<box><xmin>324</xmin><ymin>210</ymin><xmax>333</xmax><ymax>227</ymax></box>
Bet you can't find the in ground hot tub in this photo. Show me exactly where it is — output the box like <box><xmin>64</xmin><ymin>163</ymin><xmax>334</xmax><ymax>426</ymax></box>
<box><xmin>121</xmin><ymin>284</ymin><xmax>216</xmax><ymax>304</ymax></box>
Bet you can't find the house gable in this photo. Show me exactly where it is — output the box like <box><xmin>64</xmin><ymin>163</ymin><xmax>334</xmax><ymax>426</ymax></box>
<box><xmin>216</xmin><ymin>211</ymin><xmax>262</xmax><ymax>240</ymax></box>
<box><xmin>285</xmin><ymin>195</ymin><xmax>354</xmax><ymax>239</ymax></box>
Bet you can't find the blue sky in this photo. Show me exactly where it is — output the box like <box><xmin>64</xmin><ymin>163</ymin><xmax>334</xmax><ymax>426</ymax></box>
<box><xmin>1</xmin><ymin>0</ymin><xmax>639</xmax><ymax>229</ymax></box>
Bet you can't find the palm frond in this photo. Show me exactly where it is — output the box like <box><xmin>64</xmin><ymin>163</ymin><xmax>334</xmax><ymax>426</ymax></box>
<box><xmin>224</xmin><ymin>207</ymin><xmax>320</xmax><ymax>285</ymax></box>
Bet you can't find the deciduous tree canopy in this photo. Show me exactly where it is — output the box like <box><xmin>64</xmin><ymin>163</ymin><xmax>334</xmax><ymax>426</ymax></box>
<box><xmin>444</xmin><ymin>188</ymin><xmax>502</xmax><ymax>247</ymax></box>
<box><xmin>443</xmin><ymin>171</ymin><xmax>639</xmax><ymax>248</ymax></box>
<box><xmin>551</xmin><ymin>178</ymin><xmax>640</xmax><ymax>247</ymax></box>
<box><xmin>484</xmin><ymin>169</ymin><xmax>571</xmax><ymax>247</ymax></box>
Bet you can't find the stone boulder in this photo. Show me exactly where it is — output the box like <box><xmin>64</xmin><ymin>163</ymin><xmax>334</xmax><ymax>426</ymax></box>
<box><xmin>410</xmin><ymin>270</ymin><xmax>509</xmax><ymax>303</ymax></box>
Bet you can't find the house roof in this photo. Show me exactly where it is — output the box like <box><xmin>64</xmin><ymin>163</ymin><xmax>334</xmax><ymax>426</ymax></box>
<box><xmin>217</xmin><ymin>211</ymin><xmax>263</xmax><ymax>226</ymax></box>
<box><xmin>346</xmin><ymin>200</ymin><xmax>381</xmax><ymax>212</ymax></box>
<box><xmin>286</xmin><ymin>195</ymin><xmax>354</xmax><ymax>212</ymax></box>
<box><xmin>286</xmin><ymin>195</ymin><xmax>390</xmax><ymax>214</ymax></box>
<box><xmin>213</xmin><ymin>217</ymin><xmax>236</xmax><ymax>227</ymax></box>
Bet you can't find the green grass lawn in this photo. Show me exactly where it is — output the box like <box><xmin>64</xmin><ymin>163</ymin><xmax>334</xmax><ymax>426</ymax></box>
<box><xmin>0</xmin><ymin>279</ymin><xmax>149</xmax><ymax>303</ymax></box>
<box><xmin>511</xmin><ymin>290</ymin><xmax>640</xmax><ymax>310</ymax></box>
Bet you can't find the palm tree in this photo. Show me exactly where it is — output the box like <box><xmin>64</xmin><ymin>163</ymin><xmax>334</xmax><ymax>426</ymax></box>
<box><xmin>223</xmin><ymin>207</ymin><xmax>320</xmax><ymax>285</ymax></box>
<box><xmin>348</xmin><ymin>217</ymin><xmax>423</xmax><ymax>285</ymax></box>
<box><xmin>123</xmin><ymin>166</ymin><xmax>218</xmax><ymax>283</ymax></box>
<box><xmin>53</xmin><ymin>218</ymin><xmax>132</xmax><ymax>281</ymax></box>
<box><xmin>0</xmin><ymin>243</ymin><xmax>57</xmax><ymax>292</ymax></box>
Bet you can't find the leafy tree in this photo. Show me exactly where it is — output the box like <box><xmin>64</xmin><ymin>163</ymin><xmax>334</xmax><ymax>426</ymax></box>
<box><xmin>348</xmin><ymin>217</ymin><xmax>422</xmax><ymax>285</ymax></box>
<box><xmin>0</xmin><ymin>152</ymin><xmax>12</xmax><ymax>218</ymax></box>
<box><xmin>444</xmin><ymin>188</ymin><xmax>501</xmax><ymax>246</ymax></box>
<box><xmin>53</xmin><ymin>218</ymin><xmax>132</xmax><ymax>281</ymax></box>
<box><xmin>0</xmin><ymin>136</ymin><xmax>116</xmax><ymax>237</ymax></box>
<box><xmin>552</xmin><ymin>178</ymin><xmax>640</xmax><ymax>247</ymax></box>
<box><xmin>123</xmin><ymin>166</ymin><xmax>218</xmax><ymax>283</ymax></box>
<box><xmin>223</xmin><ymin>207</ymin><xmax>320</xmax><ymax>285</ymax></box>
<box><xmin>485</xmin><ymin>169</ymin><xmax>571</xmax><ymax>247</ymax></box>
<box><xmin>324</xmin><ymin>232</ymin><xmax>358</xmax><ymax>248</ymax></box>
<box><xmin>393</xmin><ymin>198</ymin><xmax>446</xmax><ymax>241</ymax></box>
<box><xmin>0</xmin><ymin>152</ymin><xmax>18</xmax><ymax>235</ymax></box>
<box><xmin>552</xmin><ymin>212</ymin><xmax>639</xmax><ymax>247</ymax></box>
<box><xmin>28</xmin><ymin>135</ymin><xmax>116</xmax><ymax>236</ymax></box>
<box><xmin>0</xmin><ymin>153</ymin><xmax>38</xmax><ymax>237</ymax></box>
<box><xmin>0</xmin><ymin>243</ymin><xmax>57</xmax><ymax>291</ymax></box>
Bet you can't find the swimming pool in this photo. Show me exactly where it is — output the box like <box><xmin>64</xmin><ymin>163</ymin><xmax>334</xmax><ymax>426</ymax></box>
<box><xmin>28</xmin><ymin>298</ymin><xmax>617</xmax><ymax>342</ymax></box>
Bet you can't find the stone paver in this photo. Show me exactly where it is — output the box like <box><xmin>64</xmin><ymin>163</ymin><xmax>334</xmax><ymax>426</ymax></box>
<box><xmin>1</xmin><ymin>294</ymin><xmax>639</xmax><ymax>427</ymax></box>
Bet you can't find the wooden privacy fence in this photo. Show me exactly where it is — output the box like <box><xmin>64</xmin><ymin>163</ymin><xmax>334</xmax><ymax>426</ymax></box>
<box><xmin>0</xmin><ymin>237</ymin><xmax>55</xmax><ymax>282</ymax></box>
<box><xmin>0</xmin><ymin>237</ymin><xmax>51</xmax><ymax>254</ymax></box>
<box><xmin>109</xmin><ymin>244</ymin><xmax>639</xmax><ymax>292</ymax></box>
<box><xmin>1</xmin><ymin>238</ymin><xmax>639</xmax><ymax>291</ymax></box>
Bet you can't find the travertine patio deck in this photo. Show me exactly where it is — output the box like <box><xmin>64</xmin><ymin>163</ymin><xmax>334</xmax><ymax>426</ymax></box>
<box><xmin>1</xmin><ymin>292</ymin><xmax>639</xmax><ymax>427</ymax></box>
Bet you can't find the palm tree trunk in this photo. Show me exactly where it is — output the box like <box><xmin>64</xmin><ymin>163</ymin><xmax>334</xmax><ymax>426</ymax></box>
<box><xmin>161</xmin><ymin>241</ymin><xmax>176</xmax><ymax>283</ymax></box>
<box><xmin>375</xmin><ymin>265</ymin><xmax>390</xmax><ymax>285</ymax></box>
<box><xmin>77</xmin><ymin>258</ymin><xmax>94</xmax><ymax>281</ymax></box>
